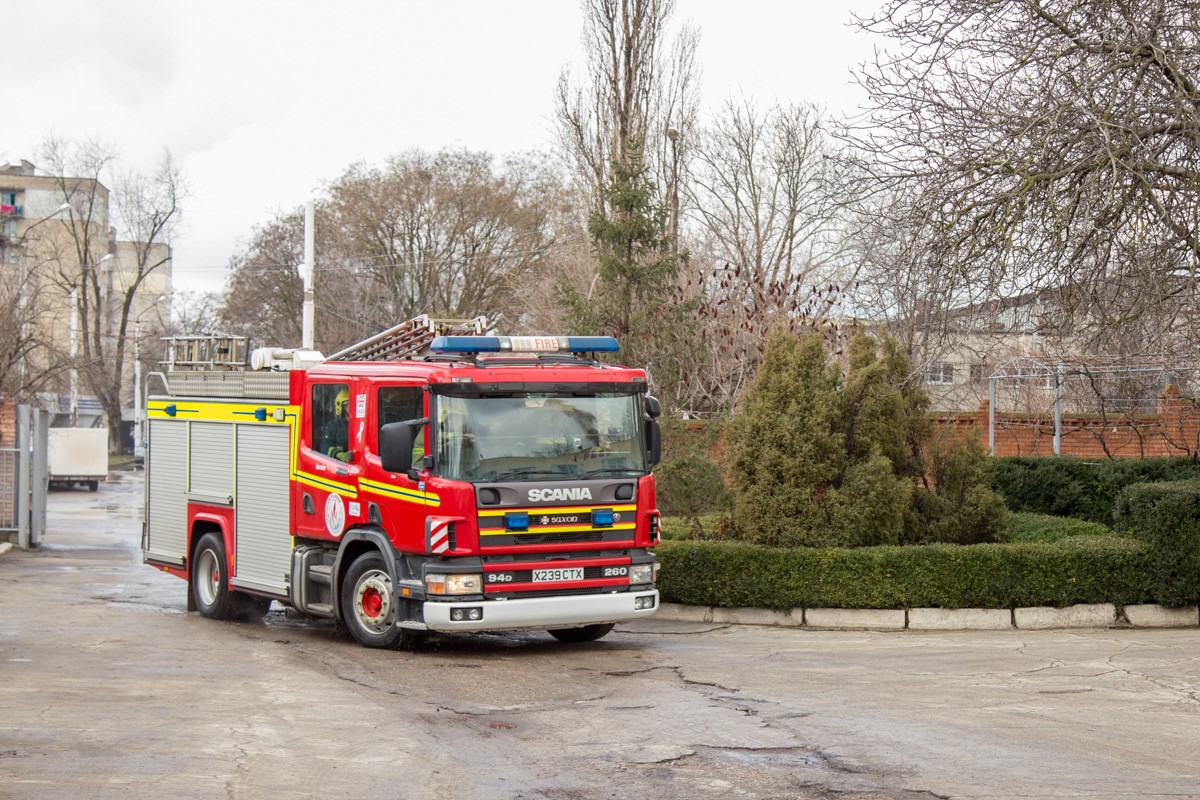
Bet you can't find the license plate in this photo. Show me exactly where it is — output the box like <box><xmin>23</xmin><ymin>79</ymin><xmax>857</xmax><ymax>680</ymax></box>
<box><xmin>532</xmin><ymin>567</ymin><xmax>584</xmax><ymax>583</ymax></box>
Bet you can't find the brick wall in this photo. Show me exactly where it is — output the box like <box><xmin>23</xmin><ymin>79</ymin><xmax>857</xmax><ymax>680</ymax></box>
<box><xmin>937</xmin><ymin>386</ymin><xmax>1200</xmax><ymax>459</ymax></box>
<box><xmin>0</xmin><ymin>400</ymin><xmax>14</xmax><ymax>447</ymax></box>
<box><xmin>664</xmin><ymin>386</ymin><xmax>1200</xmax><ymax>464</ymax></box>
<box><xmin>1</xmin><ymin>401</ymin><xmax>16</xmax><ymax>534</ymax></box>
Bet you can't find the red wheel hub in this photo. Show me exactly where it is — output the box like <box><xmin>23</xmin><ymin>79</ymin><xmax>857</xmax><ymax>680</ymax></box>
<box><xmin>361</xmin><ymin>587</ymin><xmax>383</xmax><ymax>619</ymax></box>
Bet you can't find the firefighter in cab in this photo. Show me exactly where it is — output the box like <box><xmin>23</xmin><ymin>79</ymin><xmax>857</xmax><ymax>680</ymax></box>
<box><xmin>321</xmin><ymin>388</ymin><xmax>352</xmax><ymax>462</ymax></box>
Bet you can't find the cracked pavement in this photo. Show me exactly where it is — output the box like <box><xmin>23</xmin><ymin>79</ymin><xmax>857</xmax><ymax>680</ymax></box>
<box><xmin>2</xmin><ymin>474</ymin><xmax>1199</xmax><ymax>799</ymax></box>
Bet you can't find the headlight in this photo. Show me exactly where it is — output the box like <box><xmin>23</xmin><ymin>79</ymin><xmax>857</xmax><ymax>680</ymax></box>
<box><xmin>629</xmin><ymin>564</ymin><xmax>654</xmax><ymax>585</ymax></box>
<box><xmin>426</xmin><ymin>573</ymin><xmax>483</xmax><ymax>595</ymax></box>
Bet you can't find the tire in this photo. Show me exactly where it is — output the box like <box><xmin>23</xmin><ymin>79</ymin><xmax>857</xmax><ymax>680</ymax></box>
<box><xmin>191</xmin><ymin>533</ymin><xmax>240</xmax><ymax>620</ymax></box>
<box><xmin>87</xmin><ymin>481</ymin><xmax>99</xmax><ymax>492</ymax></box>
<box><xmin>549</xmin><ymin>623</ymin><xmax>615</xmax><ymax>643</ymax></box>
<box><xmin>340</xmin><ymin>552</ymin><xmax>414</xmax><ymax>649</ymax></box>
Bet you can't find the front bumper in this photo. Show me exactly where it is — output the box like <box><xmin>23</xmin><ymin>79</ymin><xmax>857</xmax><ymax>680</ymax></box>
<box><xmin>423</xmin><ymin>589</ymin><xmax>659</xmax><ymax>632</ymax></box>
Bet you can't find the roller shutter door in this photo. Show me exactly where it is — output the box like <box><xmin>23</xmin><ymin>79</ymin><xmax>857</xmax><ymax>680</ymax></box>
<box><xmin>232</xmin><ymin>425</ymin><xmax>291</xmax><ymax>593</ymax></box>
<box><xmin>145</xmin><ymin>420</ymin><xmax>188</xmax><ymax>564</ymax></box>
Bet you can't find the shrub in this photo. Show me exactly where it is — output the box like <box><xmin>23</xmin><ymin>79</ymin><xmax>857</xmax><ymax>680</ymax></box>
<box><xmin>822</xmin><ymin>451</ymin><xmax>913</xmax><ymax>546</ymax></box>
<box><xmin>654</xmin><ymin>453</ymin><xmax>731</xmax><ymax>534</ymax></box>
<box><xmin>723</xmin><ymin>330</ymin><xmax>1006</xmax><ymax>547</ymax></box>
<box><xmin>918</xmin><ymin>430</ymin><xmax>1008</xmax><ymax>544</ymax></box>
<box><xmin>1114</xmin><ymin>481</ymin><xmax>1200</xmax><ymax>606</ymax></box>
<box><xmin>993</xmin><ymin>456</ymin><xmax>1200</xmax><ymax>524</ymax></box>
<box><xmin>726</xmin><ymin>332</ymin><xmax>844</xmax><ymax>546</ymax></box>
<box><xmin>655</xmin><ymin>536</ymin><xmax>1153</xmax><ymax>610</ymax></box>
<box><xmin>1008</xmin><ymin>512</ymin><xmax>1113</xmax><ymax>543</ymax></box>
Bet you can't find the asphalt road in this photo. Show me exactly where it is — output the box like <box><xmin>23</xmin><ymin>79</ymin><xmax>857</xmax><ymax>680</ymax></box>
<box><xmin>2</xmin><ymin>472</ymin><xmax>1199</xmax><ymax>800</ymax></box>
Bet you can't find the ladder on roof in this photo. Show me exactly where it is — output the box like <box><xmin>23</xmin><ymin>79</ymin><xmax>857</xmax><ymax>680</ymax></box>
<box><xmin>326</xmin><ymin>315</ymin><xmax>489</xmax><ymax>362</ymax></box>
<box><xmin>161</xmin><ymin>335</ymin><xmax>250</xmax><ymax>371</ymax></box>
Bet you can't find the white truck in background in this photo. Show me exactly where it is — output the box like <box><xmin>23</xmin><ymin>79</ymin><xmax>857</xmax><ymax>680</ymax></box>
<box><xmin>48</xmin><ymin>428</ymin><xmax>108</xmax><ymax>491</ymax></box>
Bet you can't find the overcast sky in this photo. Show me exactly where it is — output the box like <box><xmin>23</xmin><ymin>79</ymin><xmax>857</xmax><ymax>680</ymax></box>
<box><xmin>3</xmin><ymin>1</ymin><xmax>878</xmax><ymax>294</ymax></box>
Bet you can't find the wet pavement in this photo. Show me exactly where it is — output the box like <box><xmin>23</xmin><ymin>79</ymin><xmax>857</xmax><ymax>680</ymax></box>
<box><xmin>2</xmin><ymin>472</ymin><xmax>1200</xmax><ymax>799</ymax></box>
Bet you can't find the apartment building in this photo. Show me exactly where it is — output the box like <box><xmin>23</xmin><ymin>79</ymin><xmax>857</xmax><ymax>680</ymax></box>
<box><xmin>0</xmin><ymin>160</ymin><xmax>172</xmax><ymax>448</ymax></box>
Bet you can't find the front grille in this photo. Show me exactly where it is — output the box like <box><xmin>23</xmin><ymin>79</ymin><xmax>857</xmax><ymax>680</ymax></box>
<box><xmin>480</xmin><ymin>530</ymin><xmax>632</xmax><ymax>549</ymax></box>
<box><xmin>489</xmin><ymin>586</ymin><xmax>610</xmax><ymax>600</ymax></box>
<box><xmin>514</xmin><ymin>532</ymin><xmax>604</xmax><ymax>545</ymax></box>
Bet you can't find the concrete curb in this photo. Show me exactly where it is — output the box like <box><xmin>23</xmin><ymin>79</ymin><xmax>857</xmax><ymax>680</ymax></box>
<box><xmin>657</xmin><ymin>602</ymin><xmax>1200</xmax><ymax>631</ymax></box>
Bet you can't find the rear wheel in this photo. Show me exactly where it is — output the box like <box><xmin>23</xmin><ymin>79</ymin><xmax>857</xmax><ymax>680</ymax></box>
<box><xmin>192</xmin><ymin>533</ymin><xmax>239</xmax><ymax>620</ymax></box>
<box><xmin>341</xmin><ymin>552</ymin><xmax>414</xmax><ymax>649</ymax></box>
<box><xmin>549</xmin><ymin>623</ymin><xmax>614</xmax><ymax>643</ymax></box>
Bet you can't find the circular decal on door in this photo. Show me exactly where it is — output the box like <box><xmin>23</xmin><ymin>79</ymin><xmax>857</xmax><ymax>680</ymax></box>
<box><xmin>324</xmin><ymin>493</ymin><xmax>346</xmax><ymax>537</ymax></box>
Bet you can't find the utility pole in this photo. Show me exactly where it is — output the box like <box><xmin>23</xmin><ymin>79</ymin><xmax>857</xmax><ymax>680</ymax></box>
<box><xmin>69</xmin><ymin>287</ymin><xmax>78</xmax><ymax>427</ymax></box>
<box><xmin>301</xmin><ymin>201</ymin><xmax>315</xmax><ymax>350</ymax></box>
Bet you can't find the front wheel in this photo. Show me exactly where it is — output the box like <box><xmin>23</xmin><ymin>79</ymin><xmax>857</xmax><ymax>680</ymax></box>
<box><xmin>549</xmin><ymin>623</ymin><xmax>614</xmax><ymax>643</ymax></box>
<box><xmin>340</xmin><ymin>552</ymin><xmax>415</xmax><ymax>649</ymax></box>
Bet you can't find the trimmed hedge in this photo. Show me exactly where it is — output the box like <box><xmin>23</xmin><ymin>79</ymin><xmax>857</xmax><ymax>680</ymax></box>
<box><xmin>656</xmin><ymin>536</ymin><xmax>1152</xmax><ymax>610</ymax></box>
<box><xmin>1114</xmin><ymin>481</ymin><xmax>1200</xmax><ymax>606</ymax></box>
<box><xmin>993</xmin><ymin>456</ymin><xmax>1200</xmax><ymax>524</ymax></box>
<box><xmin>1007</xmin><ymin>512</ymin><xmax>1113</xmax><ymax>543</ymax></box>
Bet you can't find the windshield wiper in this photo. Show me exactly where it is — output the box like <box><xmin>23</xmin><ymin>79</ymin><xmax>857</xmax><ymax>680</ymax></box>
<box><xmin>491</xmin><ymin>466</ymin><xmax>578</xmax><ymax>481</ymax></box>
<box><xmin>580</xmin><ymin>468</ymin><xmax>644</xmax><ymax>478</ymax></box>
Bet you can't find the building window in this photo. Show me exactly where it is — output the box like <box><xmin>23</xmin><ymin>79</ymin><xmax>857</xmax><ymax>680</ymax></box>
<box><xmin>970</xmin><ymin>364</ymin><xmax>987</xmax><ymax>382</ymax></box>
<box><xmin>925</xmin><ymin>364</ymin><xmax>955</xmax><ymax>385</ymax></box>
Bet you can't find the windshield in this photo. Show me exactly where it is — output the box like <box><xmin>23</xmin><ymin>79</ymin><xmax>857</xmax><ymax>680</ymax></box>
<box><xmin>435</xmin><ymin>393</ymin><xmax>647</xmax><ymax>482</ymax></box>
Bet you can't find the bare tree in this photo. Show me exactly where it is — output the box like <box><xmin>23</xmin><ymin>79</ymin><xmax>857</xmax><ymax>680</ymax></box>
<box><xmin>646</xmin><ymin>99</ymin><xmax>860</xmax><ymax>415</ymax></box>
<box><xmin>40</xmin><ymin>139</ymin><xmax>183</xmax><ymax>451</ymax></box>
<box><xmin>326</xmin><ymin>149</ymin><xmax>560</xmax><ymax>328</ymax></box>
<box><xmin>555</xmin><ymin>0</ymin><xmax>700</xmax><ymax>216</ymax></box>
<box><xmin>220</xmin><ymin>209</ymin><xmax>307</xmax><ymax>346</ymax></box>
<box><xmin>848</xmin><ymin>0</ymin><xmax>1200</xmax><ymax>351</ymax></box>
<box><xmin>691</xmin><ymin>100</ymin><xmax>846</xmax><ymax>290</ymax></box>
<box><xmin>0</xmin><ymin>263</ymin><xmax>61</xmax><ymax>405</ymax></box>
<box><xmin>220</xmin><ymin>149</ymin><xmax>569</xmax><ymax>353</ymax></box>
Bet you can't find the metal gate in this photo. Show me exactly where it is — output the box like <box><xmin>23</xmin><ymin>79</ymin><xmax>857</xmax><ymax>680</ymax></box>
<box><xmin>1</xmin><ymin>405</ymin><xmax>49</xmax><ymax>549</ymax></box>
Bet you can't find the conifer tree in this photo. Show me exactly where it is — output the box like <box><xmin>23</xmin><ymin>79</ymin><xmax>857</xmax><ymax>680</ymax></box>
<box><xmin>559</xmin><ymin>158</ymin><xmax>695</xmax><ymax>406</ymax></box>
<box><xmin>726</xmin><ymin>328</ymin><xmax>1007</xmax><ymax>546</ymax></box>
<box><xmin>726</xmin><ymin>332</ymin><xmax>844</xmax><ymax>546</ymax></box>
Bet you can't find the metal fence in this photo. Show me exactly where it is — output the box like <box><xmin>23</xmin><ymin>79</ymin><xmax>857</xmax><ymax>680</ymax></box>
<box><xmin>1</xmin><ymin>405</ymin><xmax>49</xmax><ymax>549</ymax></box>
<box><xmin>986</xmin><ymin>357</ymin><xmax>1200</xmax><ymax>458</ymax></box>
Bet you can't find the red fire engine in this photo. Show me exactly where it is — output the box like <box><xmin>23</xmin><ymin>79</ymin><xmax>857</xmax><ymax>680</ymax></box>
<box><xmin>142</xmin><ymin>317</ymin><xmax>662</xmax><ymax>648</ymax></box>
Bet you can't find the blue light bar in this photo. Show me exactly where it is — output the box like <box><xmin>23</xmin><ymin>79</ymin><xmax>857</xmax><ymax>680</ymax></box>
<box><xmin>430</xmin><ymin>335</ymin><xmax>620</xmax><ymax>354</ymax></box>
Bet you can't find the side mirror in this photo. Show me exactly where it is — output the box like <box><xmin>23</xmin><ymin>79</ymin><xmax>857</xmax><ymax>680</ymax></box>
<box><xmin>645</xmin><ymin>395</ymin><xmax>662</xmax><ymax>418</ymax></box>
<box><xmin>380</xmin><ymin>418</ymin><xmax>426</xmax><ymax>474</ymax></box>
<box><xmin>646</xmin><ymin>418</ymin><xmax>662</xmax><ymax>468</ymax></box>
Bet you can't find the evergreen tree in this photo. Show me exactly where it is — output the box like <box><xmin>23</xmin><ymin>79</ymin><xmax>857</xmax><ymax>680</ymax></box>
<box><xmin>842</xmin><ymin>335</ymin><xmax>932</xmax><ymax>473</ymax></box>
<box><xmin>559</xmin><ymin>158</ymin><xmax>695</xmax><ymax>407</ymax></box>
<box><xmin>727</xmin><ymin>332</ymin><xmax>844</xmax><ymax>546</ymax></box>
<box><xmin>726</xmin><ymin>328</ymin><xmax>1007</xmax><ymax>547</ymax></box>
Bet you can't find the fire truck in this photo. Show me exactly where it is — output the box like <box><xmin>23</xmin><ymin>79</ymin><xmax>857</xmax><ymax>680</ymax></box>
<box><xmin>142</xmin><ymin>317</ymin><xmax>662</xmax><ymax>648</ymax></box>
